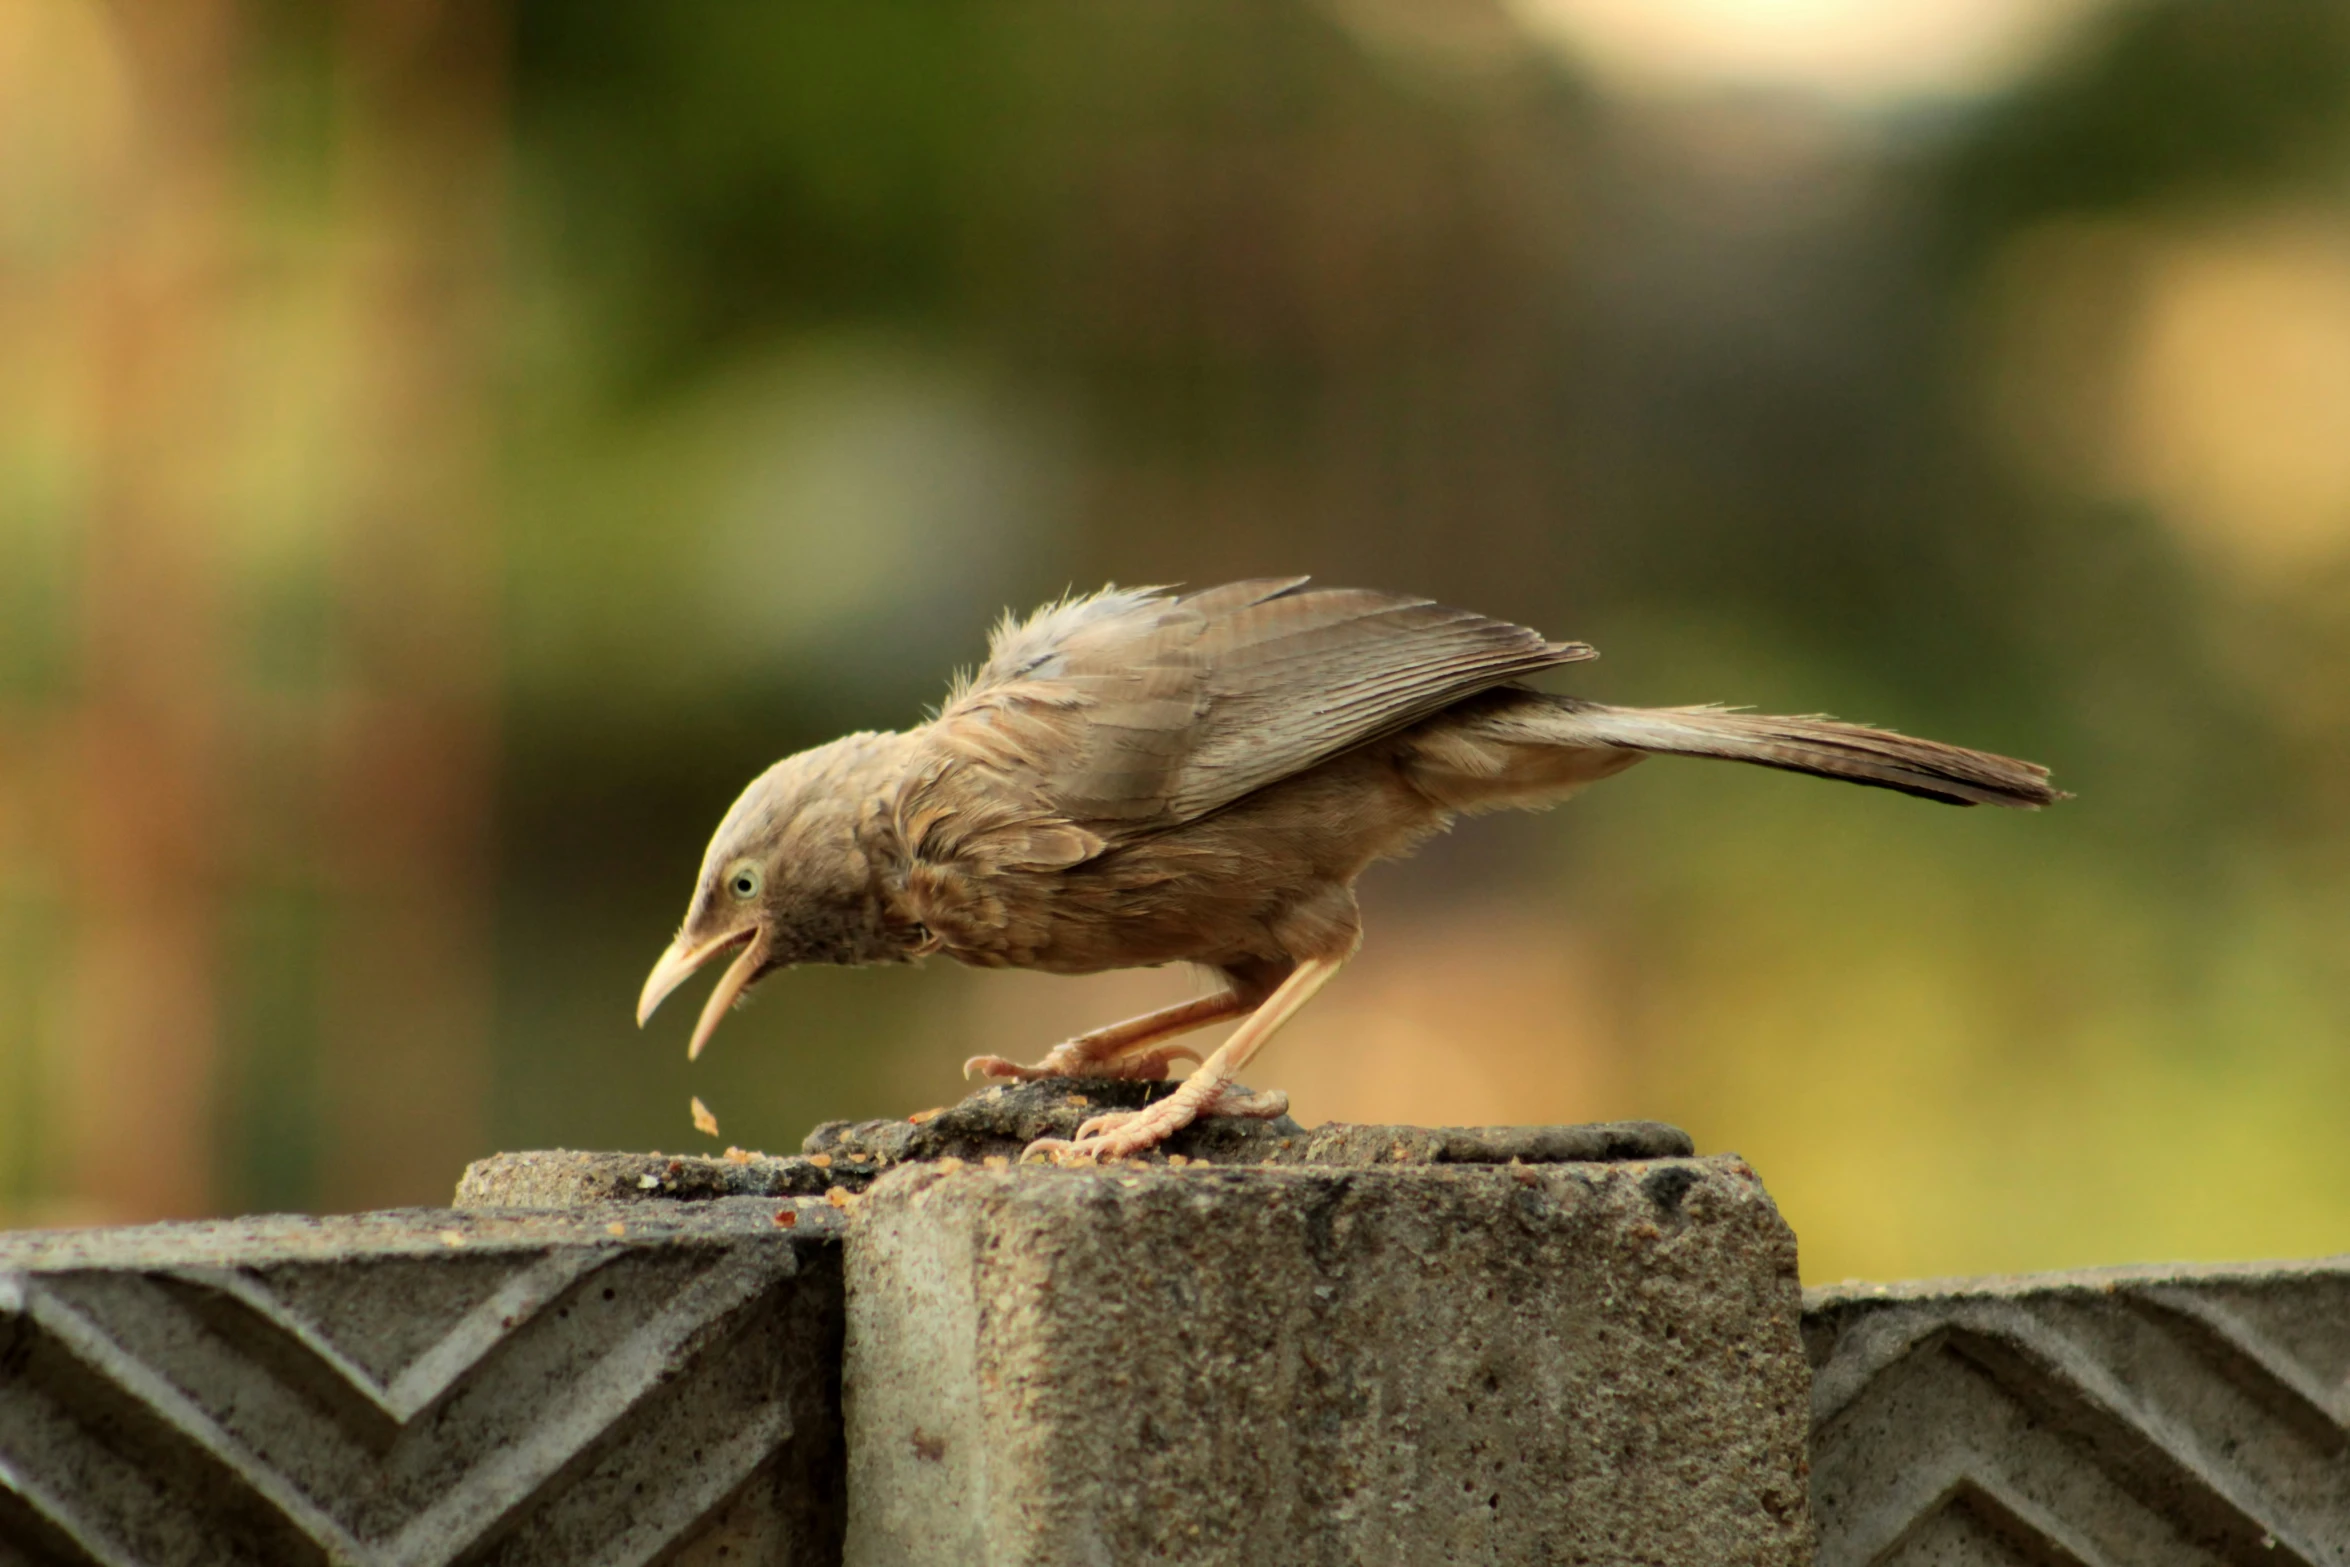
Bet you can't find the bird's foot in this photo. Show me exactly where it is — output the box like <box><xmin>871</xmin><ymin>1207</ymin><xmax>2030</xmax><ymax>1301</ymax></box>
<box><xmin>1200</xmin><ymin>1082</ymin><xmax>1289</xmax><ymax>1120</ymax></box>
<box><xmin>963</xmin><ymin>1041</ymin><xmax>1204</xmax><ymax>1084</ymax></box>
<box><xmin>1021</xmin><ymin>1079</ymin><xmax>1287</xmax><ymax>1165</ymax></box>
<box><xmin>1023</xmin><ymin>1096</ymin><xmax>1195</xmax><ymax>1165</ymax></box>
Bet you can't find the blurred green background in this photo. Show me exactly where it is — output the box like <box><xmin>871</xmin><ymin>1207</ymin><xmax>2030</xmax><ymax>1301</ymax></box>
<box><xmin>3</xmin><ymin>0</ymin><xmax>2347</xmax><ymax>1283</ymax></box>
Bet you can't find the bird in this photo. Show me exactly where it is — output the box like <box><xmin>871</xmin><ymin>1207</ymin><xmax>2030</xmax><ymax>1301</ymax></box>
<box><xmin>637</xmin><ymin>578</ymin><xmax>2061</xmax><ymax>1163</ymax></box>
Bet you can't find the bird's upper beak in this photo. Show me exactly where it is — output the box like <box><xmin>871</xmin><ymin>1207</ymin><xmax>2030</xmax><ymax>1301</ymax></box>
<box><xmin>637</xmin><ymin>924</ymin><xmax>768</xmax><ymax>1061</ymax></box>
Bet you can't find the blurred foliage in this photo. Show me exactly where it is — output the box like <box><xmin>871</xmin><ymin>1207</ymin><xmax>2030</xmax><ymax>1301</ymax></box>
<box><xmin>2</xmin><ymin>0</ymin><xmax>2347</xmax><ymax>1280</ymax></box>
<box><xmin>1943</xmin><ymin>0</ymin><xmax>2350</xmax><ymax>241</ymax></box>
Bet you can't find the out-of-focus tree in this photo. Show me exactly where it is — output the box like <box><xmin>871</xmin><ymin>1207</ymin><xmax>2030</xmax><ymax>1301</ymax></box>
<box><xmin>4</xmin><ymin>0</ymin><xmax>2346</xmax><ymax>1277</ymax></box>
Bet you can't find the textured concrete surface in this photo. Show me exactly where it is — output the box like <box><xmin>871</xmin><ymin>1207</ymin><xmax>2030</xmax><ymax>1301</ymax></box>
<box><xmin>844</xmin><ymin>1155</ymin><xmax>1811</xmax><ymax>1567</ymax></box>
<box><xmin>1807</xmin><ymin>1257</ymin><xmax>2350</xmax><ymax>1567</ymax></box>
<box><xmin>0</xmin><ymin>1201</ymin><xmax>843</xmax><ymax>1565</ymax></box>
<box><xmin>455</xmin><ymin>1078</ymin><xmax>1692</xmax><ymax>1208</ymax></box>
<box><xmin>13</xmin><ymin>1065</ymin><xmax>2345</xmax><ymax>1567</ymax></box>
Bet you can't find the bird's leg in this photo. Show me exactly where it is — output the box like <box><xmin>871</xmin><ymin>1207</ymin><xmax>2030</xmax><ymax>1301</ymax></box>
<box><xmin>1026</xmin><ymin>956</ymin><xmax>1344</xmax><ymax>1164</ymax></box>
<box><xmin>962</xmin><ymin>990</ymin><xmax>1251</xmax><ymax>1084</ymax></box>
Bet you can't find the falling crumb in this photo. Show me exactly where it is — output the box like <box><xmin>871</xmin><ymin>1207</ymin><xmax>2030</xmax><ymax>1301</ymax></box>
<box><xmin>826</xmin><ymin>1187</ymin><xmax>857</xmax><ymax>1210</ymax></box>
<box><xmin>982</xmin><ymin>1155</ymin><xmax>1009</xmax><ymax>1171</ymax></box>
<box><xmin>808</xmin><ymin>1153</ymin><xmax>833</xmax><ymax>1169</ymax></box>
<box><xmin>691</xmin><ymin>1097</ymin><xmax>720</xmax><ymax>1137</ymax></box>
<box><xmin>908</xmin><ymin>1107</ymin><xmax>942</xmax><ymax>1125</ymax></box>
<box><xmin>606</xmin><ymin>1222</ymin><xmax>626</xmax><ymax>1237</ymax></box>
<box><xmin>773</xmin><ymin>1207</ymin><xmax>797</xmax><ymax>1228</ymax></box>
<box><xmin>438</xmin><ymin>1230</ymin><xmax>466</xmax><ymax>1248</ymax></box>
<box><xmin>724</xmin><ymin>1146</ymin><xmax>755</xmax><ymax>1166</ymax></box>
<box><xmin>937</xmin><ymin>1157</ymin><xmax>965</xmax><ymax>1174</ymax></box>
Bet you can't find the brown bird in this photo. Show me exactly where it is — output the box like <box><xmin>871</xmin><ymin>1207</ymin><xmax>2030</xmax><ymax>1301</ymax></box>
<box><xmin>637</xmin><ymin>579</ymin><xmax>2061</xmax><ymax>1162</ymax></box>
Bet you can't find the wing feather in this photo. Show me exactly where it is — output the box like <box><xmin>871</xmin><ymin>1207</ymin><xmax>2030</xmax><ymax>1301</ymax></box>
<box><xmin>911</xmin><ymin>579</ymin><xmax>1591</xmax><ymax>863</ymax></box>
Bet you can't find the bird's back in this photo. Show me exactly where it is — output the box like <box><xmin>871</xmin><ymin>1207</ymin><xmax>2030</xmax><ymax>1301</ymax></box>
<box><xmin>909</xmin><ymin>578</ymin><xmax>1589</xmax><ymax>850</ymax></box>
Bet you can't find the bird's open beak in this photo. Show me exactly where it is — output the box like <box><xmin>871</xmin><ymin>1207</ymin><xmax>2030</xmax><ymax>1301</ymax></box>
<box><xmin>637</xmin><ymin>927</ymin><xmax>768</xmax><ymax>1061</ymax></box>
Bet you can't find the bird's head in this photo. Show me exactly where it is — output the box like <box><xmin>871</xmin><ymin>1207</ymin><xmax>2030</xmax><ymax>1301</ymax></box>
<box><xmin>635</xmin><ymin>732</ymin><xmax>915</xmax><ymax>1060</ymax></box>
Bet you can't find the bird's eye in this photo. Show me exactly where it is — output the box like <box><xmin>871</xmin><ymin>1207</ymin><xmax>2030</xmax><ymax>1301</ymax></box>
<box><xmin>727</xmin><ymin>863</ymin><xmax>763</xmax><ymax>900</ymax></box>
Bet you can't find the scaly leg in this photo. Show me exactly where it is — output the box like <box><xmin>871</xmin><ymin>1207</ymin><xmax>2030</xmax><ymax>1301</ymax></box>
<box><xmin>1026</xmin><ymin>956</ymin><xmax>1345</xmax><ymax>1164</ymax></box>
<box><xmin>962</xmin><ymin>990</ymin><xmax>1252</xmax><ymax>1084</ymax></box>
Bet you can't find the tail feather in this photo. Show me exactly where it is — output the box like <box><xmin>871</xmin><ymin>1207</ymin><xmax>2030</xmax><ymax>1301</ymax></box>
<box><xmin>1557</xmin><ymin>700</ymin><xmax>2062</xmax><ymax>809</ymax></box>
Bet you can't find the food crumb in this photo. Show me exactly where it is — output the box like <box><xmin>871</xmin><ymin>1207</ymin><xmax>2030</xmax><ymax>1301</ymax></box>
<box><xmin>1068</xmin><ymin>1094</ymin><xmax>1089</xmax><ymax>1107</ymax></box>
<box><xmin>691</xmin><ymin>1097</ymin><xmax>720</xmax><ymax>1137</ymax></box>
<box><xmin>723</xmin><ymin>1146</ymin><xmax>755</xmax><ymax>1165</ymax></box>
<box><xmin>908</xmin><ymin>1106</ymin><xmax>942</xmax><ymax>1125</ymax></box>
<box><xmin>636</xmin><ymin>1174</ymin><xmax>661</xmax><ymax>1190</ymax></box>
<box><xmin>982</xmin><ymin>1155</ymin><xmax>1009</xmax><ymax>1171</ymax></box>
<box><xmin>773</xmin><ymin>1207</ymin><xmax>797</xmax><ymax>1228</ymax></box>
<box><xmin>938</xmin><ymin>1157</ymin><xmax>965</xmax><ymax>1174</ymax></box>
<box><xmin>808</xmin><ymin>1153</ymin><xmax>833</xmax><ymax>1169</ymax></box>
<box><xmin>606</xmin><ymin>1222</ymin><xmax>626</xmax><ymax>1237</ymax></box>
<box><xmin>825</xmin><ymin>1187</ymin><xmax>857</xmax><ymax>1210</ymax></box>
<box><xmin>438</xmin><ymin>1230</ymin><xmax>466</xmax><ymax>1248</ymax></box>
<box><xmin>1167</xmin><ymin>1154</ymin><xmax>1189</xmax><ymax>1168</ymax></box>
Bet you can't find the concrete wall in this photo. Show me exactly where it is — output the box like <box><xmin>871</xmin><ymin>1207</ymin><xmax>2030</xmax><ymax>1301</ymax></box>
<box><xmin>0</xmin><ymin>1087</ymin><xmax>2340</xmax><ymax>1565</ymax></box>
<box><xmin>844</xmin><ymin>1157</ymin><xmax>1808</xmax><ymax>1567</ymax></box>
<box><xmin>0</xmin><ymin>1202</ymin><xmax>845</xmax><ymax>1564</ymax></box>
<box><xmin>1808</xmin><ymin>1261</ymin><xmax>2350</xmax><ymax>1566</ymax></box>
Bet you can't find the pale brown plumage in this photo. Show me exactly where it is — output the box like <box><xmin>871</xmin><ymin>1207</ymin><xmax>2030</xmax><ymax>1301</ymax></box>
<box><xmin>638</xmin><ymin>578</ymin><xmax>2062</xmax><ymax>1161</ymax></box>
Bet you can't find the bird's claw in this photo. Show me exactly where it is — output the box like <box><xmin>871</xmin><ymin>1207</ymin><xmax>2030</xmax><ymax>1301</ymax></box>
<box><xmin>1014</xmin><ymin>1078</ymin><xmax>1289</xmax><ymax>1164</ymax></box>
<box><xmin>1072</xmin><ymin>1109</ymin><xmax>1138</xmax><ymax>1142</ymax></box>
<box><xmin>1025</xmin><ymin>1100</ymin><xmax>1192</xmax><ymax>1164</ymax></box>
<box><xmin>1205</xmin><ymin>1083</ymin><xmax>1289</xmax><ymax>1119</ymax></box>
<box><xmin>1014</xmin><ymin>1133</ymin><xmax>1150</xmax><ymax>1166</ymax></box>
<box><xmin>962</xmin><ymin>1042</ymin><xmax>1205</xmax><ymax>1084</ymax></box>
<box><xmin>1102</xmin><ymin>1043</ymin><xmax>1204</xmax><ymax>1081</ymax></box>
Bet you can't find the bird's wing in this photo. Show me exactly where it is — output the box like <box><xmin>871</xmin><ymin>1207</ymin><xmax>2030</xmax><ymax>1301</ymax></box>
<box><xmin>903</xmin><ymin>579</ymin><xmax>1590</xmax><ymax>866</ymax></box>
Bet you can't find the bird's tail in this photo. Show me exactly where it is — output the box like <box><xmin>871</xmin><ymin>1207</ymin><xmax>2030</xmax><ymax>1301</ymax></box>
<box><xmin>1405</xmin><ymin>691</ymin><xmax>2062</xmax><ymax>811</ymax></box>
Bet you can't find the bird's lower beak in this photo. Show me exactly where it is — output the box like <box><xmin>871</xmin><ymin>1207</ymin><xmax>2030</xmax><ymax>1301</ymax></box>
<box><xmin>637</xmin><ymin>928</ymin><xmax>768</xmax><ymax>1061</ymax></box>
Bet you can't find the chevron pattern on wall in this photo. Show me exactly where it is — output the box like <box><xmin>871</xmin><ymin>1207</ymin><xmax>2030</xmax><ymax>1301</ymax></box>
<box><xmin>0</xmin><ymin>1202</ymin><xmax>843</xmax><ymax>1566</ymax></box>
<box><xmin>1805</xmin><ymin>1259</ymin><xmax>2350</xmax><ymax>1567</ymax></box>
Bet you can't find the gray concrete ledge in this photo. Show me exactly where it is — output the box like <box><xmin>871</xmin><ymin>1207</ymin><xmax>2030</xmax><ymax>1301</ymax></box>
<box><xmin>454</xmin><ymin>1077</ymin><xmax>1692</xmax><ymax>1209</ymax></box>
<box><xmin>23</xmin><ymin>1071</ymin><xmax>2340</xmax><ymax>1567</ymax></box>
<box><xmin>844</xmin><ymin>1154</ymin><xmax>1812</xmax><ymax>1567</ymax></box>
<box><xmin>1807</xmin><ymin>1256</ymin><xmax>2350</xmax><ymax>1566</ymax></box>
<box><xmin>0</xmin><ymin>1203</ymin><xmax>843</xmax><ymax>1565</ymax></box>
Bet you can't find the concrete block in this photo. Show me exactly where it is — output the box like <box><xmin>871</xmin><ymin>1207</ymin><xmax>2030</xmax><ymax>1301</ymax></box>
<box><xmin>0</xmin><ymin>1201</ymin><xmax>843</xmax><ymax>1565</ymax></box>
<box><xmin>1806</xmin><ymin>1257</ymin><xmax>2350</xmax><ymax>1567</ymax></box>
<box><xmin>843</xmin><ymin>1156</ymin><xmax>1810</xmax><ymax>1567</ymax></box>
